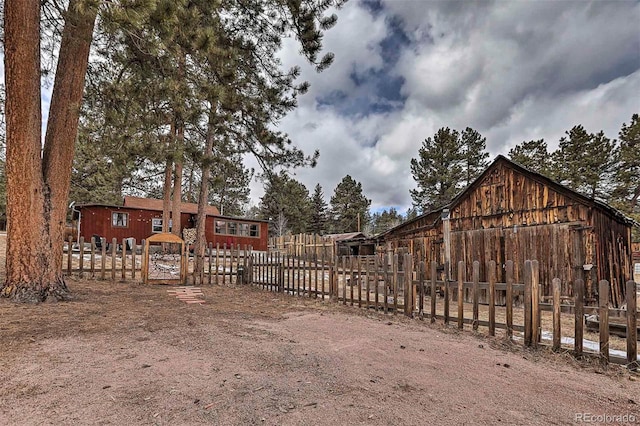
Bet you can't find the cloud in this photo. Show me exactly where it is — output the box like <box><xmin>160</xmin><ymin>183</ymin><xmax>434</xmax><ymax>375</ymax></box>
<box><xmin>251</xmin><ymin>0</ymin><xmax>640</xmax><ymax>213</ymax></box>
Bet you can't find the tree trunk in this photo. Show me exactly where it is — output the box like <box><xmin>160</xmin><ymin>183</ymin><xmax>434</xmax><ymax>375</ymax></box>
<box><xmin>162</xmin><ymin>157</ymin><xmax>173</xmax><ymax>234</ymax></box>
<box><xmin>193</xmin><ymin>110</ymin><xmax>216</xmax><ymax>280</ymax></box>
<box><xmin>187</xmin><ymin>165</ymin><xmax>195</xmax><ymax>203</ymax></box>
<box><xmin>2</xmin><ymin>0</ymin><xmax>97</xmax><ymax>302</ymax></box>
<box><xmin>2</xmin><ymin>0</ymin><xmax>51</xmax><ymax>302</ymax></box>
<box><xmin>172</xmin><ymin>152</ymin><xmax>183</xmax><ymax>237</ymax></box>
<box><xmin>42</xmin><ymin>0</ymin><xmax>98</xmax><ymax>281</ymax></box>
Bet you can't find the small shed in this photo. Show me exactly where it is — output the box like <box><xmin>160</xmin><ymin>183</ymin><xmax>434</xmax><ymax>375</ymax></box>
<box><xmin>324</xmin><ymin>232</ymin><xmax>376</xmax><ymax>256</ymax></box>
<box><xmin>382</xmin><ymin>155</ymin><xmax>637</xmax><ymax>306</ymax></box>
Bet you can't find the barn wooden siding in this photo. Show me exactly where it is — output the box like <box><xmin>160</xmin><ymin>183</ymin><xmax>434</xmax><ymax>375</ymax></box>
<box><xmin>382</xmin><ymin>156</ymin><xmax>634</xmax><ymax>306</ymax></box>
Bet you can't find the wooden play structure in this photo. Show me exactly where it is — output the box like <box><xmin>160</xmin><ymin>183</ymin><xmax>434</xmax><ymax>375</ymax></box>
<box><xmin>141</xmin><ymin>233</ymin><xmax>187</xmax><ymax>285</ymax></box>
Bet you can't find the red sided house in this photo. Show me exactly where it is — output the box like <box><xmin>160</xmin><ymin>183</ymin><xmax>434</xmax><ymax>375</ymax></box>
<box><xmin>74</xmin><ymin>196</ymin><xmax>268</xmax><ymax>251</ymax></box>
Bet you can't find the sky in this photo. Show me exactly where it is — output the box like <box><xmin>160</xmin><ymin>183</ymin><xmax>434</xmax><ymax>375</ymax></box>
<box><xmin>246</xmin><ymin>0</ymin><xmax>640</xmax><ymax>214</ymax></box>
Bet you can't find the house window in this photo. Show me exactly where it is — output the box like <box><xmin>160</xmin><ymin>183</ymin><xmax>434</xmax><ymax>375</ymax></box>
<box><xmin>228</xmin><ymin>222</ymin><xmax>237</xmax><ymax>235</ymax></box>
<box><xmin>152</xmin><ymin>218</ymin><xmax>172</xmax><ymax>233</ymax></box>
<box><xmin>249</xmin><ymin>224</ymin><xmax>259</xmax><ymax>237</ymax></box>
<box><xmin>215</xmin><ymin>220</ymin><xmax>226</xmax><ymax>234</ymax></box>
<box><xmin>239</xmin><ymin>223</ymin><xmax>249</xmax><ymax>236</ymax></box>
<box><xmin>112</xmin><ymin>212</ymin><xmax>128</xmax><ymax>228</ymax></box>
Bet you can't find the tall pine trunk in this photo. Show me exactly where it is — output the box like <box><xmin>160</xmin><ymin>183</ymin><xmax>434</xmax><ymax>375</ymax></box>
<box><xmin>193</xmin><ymin>110</ymin><xmax>216</xmax><ymax>281</ymax></box>
<box><xmin>172</xmin><ymin>148</ymin><xmax>183</xmax><ymax>238</ymax></box>
<box><xmin>42</xmin><ymin>0</ymin><xmax>97</xmax><ymax>280</ymax></box>
<box><xmin>2</xmin><ymin>0</ymin><xmax>97</xmax><ymax>302</ymax></box>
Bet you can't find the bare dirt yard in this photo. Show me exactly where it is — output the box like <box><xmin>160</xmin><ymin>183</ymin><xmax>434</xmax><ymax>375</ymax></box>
<box><xmin>1</xmin><ymin>234</ymin><xmax>638</xmax><ymax>425</ymax></box>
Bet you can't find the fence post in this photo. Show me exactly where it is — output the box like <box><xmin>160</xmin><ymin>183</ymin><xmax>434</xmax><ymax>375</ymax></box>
<box><xmin>443</xmin><ymin>260</ymin><xmax>450</xmax><ymax>324</ymax></box>
<box><xmin>247</xmin><ymin>253</ymin><xmax>253</xmax><ymax>286</ymax></box>
<box><xmin>430</xmin><ymin>261</ymin><xmax>437</xmax><ymax>323</ymax></box>
<box><xmin>531</xmin><ymin>260</ymin><xmax>540</xmax><ymax>347</ymax></box>
<box><xmin>457</xmin><ymin>261</ymin><xmax>465</xmax><ymax>329</ymax></box>
<box><xmin>365</xmin><ymin>256</ymin><xmax>371</xmax><ymax>309</ymax></box>
<box><xmin>374</xmin><ymin>256</ymin><xmax>380</xmax><ymax>311</ymax></box>
<box><xmin>574</xmin><ymin>278</ymin><xmax>584</xmax><ymax>356</ymax></box>
<box><xmin>140</xmin><ymin>239</ymin><xmax>146</xmax><ymax>284</ymax></box>
<box><xmin>121</xmin><ymin>238</ymin><xmax>127</xmax><ymax>281</ymax></box>
<box><xmin>67</xmin><ymin>235</ymin><xmax>73</xmax><ymax>276</ymax></box>
<box><xmin>314</xmin><ymin>251</ymin><xmax>319</xmax><ymax>299</ymax></box>
<box><xmin>90</xmin><ymin>236</ymin><xmax>96</xmax><ymax>279</ymax></box>
<box><xmin>598</xmin><ymin>280</ymin><xmax>610</xmax><ymax>363</ymax></box>
<box><xmin>524</xmin><ymin>260</ymin><xmax>532</xmax><ymax>347</ymax></box>
<box><xmin>215</xmin><ymin>243</ymin><xmax>220</xmax><ymax>285</ymax></box>
<box><xmin>488</xmin><ymin>260</ymin><xmax>496</xmax><ymax>336</ymax></box>
<box><xmin>627</xmin><ymin>280</ymin><xmax>638</xmax><ymax>366</ymax></box>
<box><xmin>393</xmin><ymin>254</ymin><xmax>399</xmax><ymax>315</ymax></box>
<box><xmin>207</xmin><ymin>243</ymin><xmax>212</xmax><ymax>285</ymax></box>
<box><xmin>418</xmin><ymin>261</ymin><xmax>425</xmax><ymax>320</ymax></box>
<box><xmin>131</xmin><ymin>239</ymin><xmax>137</xmax><ymax>280</ymax></box>
<box><xmin>328</xmin><ymin>259</ymin><xmax>334</xmax><ymax>302</ymax></box>
<box><xmin>357</xmin><ymin>256</ymin><xmax>362</xmax><ymax>307</ymax></box>
<box><xmin>505</xmin><ymin>260</ymin><xmax>513</xmax><ymax>338</ymax></box>
<box><xmin>321</xmin><ymin>251</ymin><xmax>326</xmax><ymax>301</ymax></box>
<box><xmin>552</xmin><ymin>278</ymin><xmax>562</xmax><ymax>351</ymax></box>
<box><xmin>111</xmin><ymin>238</ymin><xmax>117</xmax><ymax>282</ymax></box>
<box><xmin>383</xmin><ymin>254</ymin><xmax>389</xmax><ymax>314</ymax></box>
<box><xmin>342</xmin><ymin>256</ymin><xmax>347</xmax><ymax>305</ymax></box>
<box><xmin>78</xmin><ymin>236</ymin><xmax>85</xmax><ymax>278</ymax></box>
<box><xmin>472</xmin><ymin>261</ymin><xmax>480</xmax><ymax>331</ymax></box>
<box><xmin>100</xmin><ymin>238</ymin><xmax>106</xmax><ymax>280</ymax></box>
<box><xmin>404</xmin><ymin>254</ymin><xmax>413</xmax><ymax>318</ymax></box>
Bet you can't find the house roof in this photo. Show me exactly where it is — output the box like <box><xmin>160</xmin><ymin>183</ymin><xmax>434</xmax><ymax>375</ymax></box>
<box><xmin>123</xmin><ymin>196</ymin><xmax>220</xmax><ymax>216</ymax></box>
<box><xmin>383</xmin><ymin>155</ymin><xmax>637</xmax><ymax>237</ymax></box>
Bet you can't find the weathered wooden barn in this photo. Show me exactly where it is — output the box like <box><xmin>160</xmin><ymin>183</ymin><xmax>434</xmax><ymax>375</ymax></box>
<box><xmin>75</xmin><ymin>196</ymin><xmax>269</xmax><ymax>251</ymax></box>
<box><xmin>382</xmin><ymin>156</ymin><xmax>637</xmax><ymax>306</ymax></box>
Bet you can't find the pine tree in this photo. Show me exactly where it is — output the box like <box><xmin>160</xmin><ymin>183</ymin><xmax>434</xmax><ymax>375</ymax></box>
<box><xmin>460</xmin><ymin>127</ymin><xmax>489</xmax><ymax>186</ymax></box>
<box><xmin>551</xmin><ymin>125</ymin><xmax>616</xmax><ymax>199</ymax></box>
<box><xmin>329</xmin><ymin>175</ymin><xmax>371</xmax><ymax>234</ymax></box>
<box><xmin>404</xmin><ymin>207</ymin><xmax>419</xmax><ymax>221</ymax></box>
<box><xmin>508</xmin><ymin>139</ymin><xmax>552</xmax><ymax>176</ymax></box>
<box><xmin>370</xmin><ymin>208</ymin><xmax>404</xmax><ymax>234</ymax></box>
<box><xmin>612</xmin><ymin>114</ymin><xmax>640</xmax><ymax>214</ymax></box>
<box><xmin>410</xmin><ymin>127</ymin><xmax>463</xmax><ymax>212</ymax></box>
<box><xmin>259</xmin><ymin>173</ymin><xmax>312</xmax><ymax>235</ymax></box>
<box><xmin>309</xmin><ymin>183</ymin><xmax>328</xmax><ymax>235</ymax></box>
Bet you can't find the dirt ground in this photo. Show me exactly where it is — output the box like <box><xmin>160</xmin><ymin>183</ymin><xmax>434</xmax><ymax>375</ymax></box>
<box><xmin>1</xmin><ymin>234</ymin><xmax>639</xmax><ymax>425</ymax></box>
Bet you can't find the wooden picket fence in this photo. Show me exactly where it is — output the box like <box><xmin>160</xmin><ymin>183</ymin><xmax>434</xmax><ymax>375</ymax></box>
<box><xmin>62</xmin><ymin>236</ymin><xmax>639</xmax><ymax>367</ymax></box>
<box><xmin>248</xmin><ymin>252</ymin><xmax>639</xmax><ymax>368</ymax></box>
<box><xmin>63</xmin><ymin>236</ymin><xmax>253</xmax><ymax>285</ymax></box>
